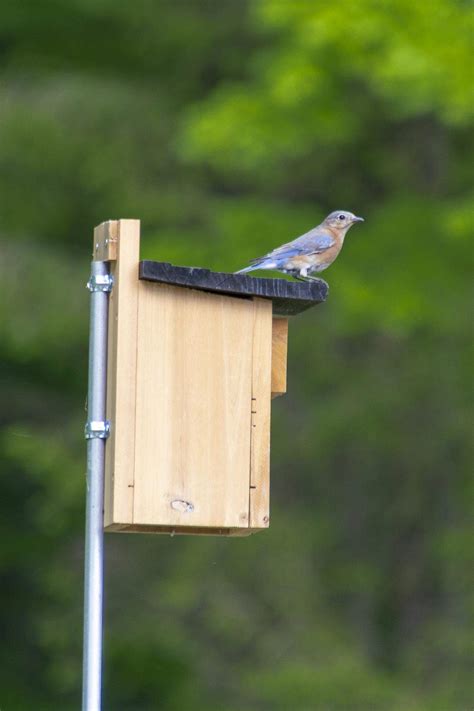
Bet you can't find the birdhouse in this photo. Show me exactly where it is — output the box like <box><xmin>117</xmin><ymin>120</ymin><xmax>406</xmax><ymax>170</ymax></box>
<box><xmin>94</xmin><ymin>219</ymin><xmax>327</xmax><ymax>536</ymax></box>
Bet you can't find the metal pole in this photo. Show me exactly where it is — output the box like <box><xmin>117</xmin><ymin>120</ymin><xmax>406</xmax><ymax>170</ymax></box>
<box><xmin>82</xmin><ymin>261</ymin><xmax>112</xmax><ymax>711</ymax></box>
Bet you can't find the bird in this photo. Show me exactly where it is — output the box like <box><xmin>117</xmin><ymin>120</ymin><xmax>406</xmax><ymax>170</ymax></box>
<box><xmin>235</xmin><ymin>210</ymin><xmax>364</xmax><ymax>281</ymax></box>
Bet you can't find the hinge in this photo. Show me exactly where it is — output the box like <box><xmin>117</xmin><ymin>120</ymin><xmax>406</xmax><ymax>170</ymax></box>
<box><xmin>251</xmin><ymin>396</ymin><xmax>257</xmax><ymax>429</ymax></box>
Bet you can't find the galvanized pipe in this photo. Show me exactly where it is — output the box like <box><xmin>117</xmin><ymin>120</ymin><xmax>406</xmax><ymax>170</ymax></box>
<box><xmin>82</xmin><ymin>260</ymin><xmax>111</xmax><ymax>711</ymax></box>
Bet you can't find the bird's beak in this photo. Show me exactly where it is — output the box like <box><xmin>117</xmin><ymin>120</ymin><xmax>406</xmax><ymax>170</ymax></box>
<box><xmin>352</xmin><ymin>215</ymin><xmax>364</xmax><ymax>222</ymax></box>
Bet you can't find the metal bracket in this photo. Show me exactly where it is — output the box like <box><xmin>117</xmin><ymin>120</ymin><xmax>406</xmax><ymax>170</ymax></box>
<box><xmin>84</xmin><ymin>420</ymin><xmax>111</xmax><ymax>440</ymax></box>
<box><xmin>87</xmin><ymin>274</ymin><xmax>114</xmax><ymax>293</ymax></box>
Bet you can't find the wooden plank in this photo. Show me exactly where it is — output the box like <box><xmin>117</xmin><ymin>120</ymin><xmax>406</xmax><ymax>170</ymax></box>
<box><xmin>139</xmin><ymin>260</ymin><xmax>328</xmax><ymax>316</ymax></box>
<box><xmin>249</xmin><ymin>298</ymin><xmax>273</xmax><ymax>528</ymax></box>
<box><xmin>271</xmin><ymin>317</ymin><xmax>288</xmax><ymax>398</ymax></box>
<box><xmin>93</xmin><ymin>220</ymin><xmax>118</xmax><ymax>261</ymax></box>
<box><xmin>104</xmin><ymin>524</ymin><xmax>255</xmax><ymax>536</ymax></box>
<box><xmin>102</xmin><ymin>222</ymin><xmax>119</xmax><ymax>526</ymax></box>
<box><xmin>103</xmin><ymin>219</ymin><xmax>140</xmax><ymax>526</ymax></box>
<box><xmin>101</xmin><ymin>220</ymin><xmax>119</xmax><ymax>526</ymax></box>
<box><xmin>133</xmin><ymin>283</ymin><xmax>255</xmax><ymax>529</ymax></box>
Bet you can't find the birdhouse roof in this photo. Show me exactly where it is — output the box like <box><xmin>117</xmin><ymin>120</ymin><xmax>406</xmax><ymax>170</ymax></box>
<box><xmin>139</xmin><ymin>261</ymin><xmax>328</xmax><ymax>316</ymax></box>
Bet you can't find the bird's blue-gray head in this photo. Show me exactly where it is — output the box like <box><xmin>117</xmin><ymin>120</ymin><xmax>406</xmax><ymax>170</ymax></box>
<box><xmin>324</xmin><ymin>210</ymin><xmax>364</xmax><ymax>231</ymax></box>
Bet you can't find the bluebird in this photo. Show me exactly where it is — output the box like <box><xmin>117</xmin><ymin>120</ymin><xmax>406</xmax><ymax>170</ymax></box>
<box><xmin>235</xmin><ymin>210</ymin><xmax>364</xmax><ymax>281</ymax></box>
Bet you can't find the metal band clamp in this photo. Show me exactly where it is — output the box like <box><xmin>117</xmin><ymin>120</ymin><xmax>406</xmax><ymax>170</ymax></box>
<box><xmin>87</xmin><ymin>274</ymin><xmax>114</xmax><ymax>292</ymax></box>
<box><xmin>84</xmin><ymin>420</ymin><xmax>111</xmax><ymax>440</ymax></box>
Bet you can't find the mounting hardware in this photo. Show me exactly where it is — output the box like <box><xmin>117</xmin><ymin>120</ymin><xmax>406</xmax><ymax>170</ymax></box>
<box><xmin>87</xmin><ymin>274</ymin><xmax>114</xmax><ymax>293</ymax></box>
<box><xmin>84</xmin><ymin>420</ymin><xmax>111</xmax><ymax>440</ymax></box>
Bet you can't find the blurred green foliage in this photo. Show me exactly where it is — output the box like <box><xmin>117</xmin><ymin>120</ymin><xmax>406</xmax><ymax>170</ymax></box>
<box><xmin>0</xmin><ymin>1</ymin><xmax>472</xmax><ymax>709</ymax></box>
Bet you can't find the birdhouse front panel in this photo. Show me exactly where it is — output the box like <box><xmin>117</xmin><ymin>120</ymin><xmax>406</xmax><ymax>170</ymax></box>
<box><xmin>132</xmin><ymin>282</ymin><xmax>271</xmax><ymax>530</ymax></box>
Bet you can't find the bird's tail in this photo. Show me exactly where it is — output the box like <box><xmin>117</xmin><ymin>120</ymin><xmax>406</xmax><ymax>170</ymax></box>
<box><xmin>234</xmin><ymin>265</ymin><xmax>256</xmax><ymax>274</ymax></box>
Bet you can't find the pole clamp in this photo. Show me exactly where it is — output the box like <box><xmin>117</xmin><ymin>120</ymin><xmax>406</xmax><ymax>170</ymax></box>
<box><xmin>87</xmin><ymin>274</ymin><xmax>114</xmax><ymax>293</ymax></box>
<box><xmin>84</xmin><ymin>420</ymin><xmax>111</xmax><ymax>440</ymax></box>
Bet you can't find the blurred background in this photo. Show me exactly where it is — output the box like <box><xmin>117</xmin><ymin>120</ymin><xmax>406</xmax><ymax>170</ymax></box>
<box><xmin>0</xmin><ymin>1</ymin><xmax>472</xmax><ymax>709</ymax></box>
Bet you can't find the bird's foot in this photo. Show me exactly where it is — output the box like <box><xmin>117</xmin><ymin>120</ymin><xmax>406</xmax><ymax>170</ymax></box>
<box><xmin>300</xmin><ymin>275</ymin><xmax>321</xmax><ymax>282</ymax></box>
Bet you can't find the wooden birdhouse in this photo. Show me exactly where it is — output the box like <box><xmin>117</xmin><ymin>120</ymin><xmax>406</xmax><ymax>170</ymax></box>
<box><xmin>94</xmin><ymin>219</ymin><xmax>327</xmax><ymax>536</ymax></box>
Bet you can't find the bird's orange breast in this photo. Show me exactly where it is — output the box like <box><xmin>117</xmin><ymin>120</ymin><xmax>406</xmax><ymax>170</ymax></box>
<box><xmin>286</xmin><ymin>239</ymin><xmax>343</xmax><ymax>270</ymax></box>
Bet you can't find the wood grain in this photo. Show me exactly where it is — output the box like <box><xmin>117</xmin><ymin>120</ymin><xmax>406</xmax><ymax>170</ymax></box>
<box><xmin>271</xmin><ymin>317</ymin><xmax>288</xmax><ymax>398</ymax></box>
<box><xmin>105</xmin><ymin>524</ymin><xmax>254</xmax><ymax>536</ymax></box>
<box><xmin>249</xmin><ymin>298</ymin><xmax>273</xmax><ymax>529</ymax></box>
<box><xmin>103</xmin><ymin>219</ymin><xmax>140</xmax><ymax>527</ymax></box>
<box><xmin>132</xmin><ymin>282</ymin><xmax>255</xmax><ymax>529</ymax></box>
<box><xmin>92</xmin><ymin>220</ymin><xmax>118</xmax><ymax>261</ymax></box>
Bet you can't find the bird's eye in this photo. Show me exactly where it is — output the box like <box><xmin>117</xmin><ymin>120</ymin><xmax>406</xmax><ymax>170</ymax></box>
<box><xmin>338</xmin><ymin>214</ymin><xmax>345</xmax><ymax>220</ymax></box>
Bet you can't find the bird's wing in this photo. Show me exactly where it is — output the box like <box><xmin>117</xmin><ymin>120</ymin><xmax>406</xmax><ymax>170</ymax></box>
<box><xmin>253</xmin><ymin>230</ymin><xmax>334</xmax><ymax>264</ymax></box>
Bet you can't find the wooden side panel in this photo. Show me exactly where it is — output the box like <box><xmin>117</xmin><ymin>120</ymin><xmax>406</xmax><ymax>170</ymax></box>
<box><xmin>249</xmin><ymin>298</ymin><xmax>273</xmax><ymax>528</ymax></box>
<box><xmin>133</xmin><ymin>283</ymin><xmax>255</xmax><ymax>529</ymax></box>
<box><xmin>271</xmin><ymin>317</ymin><xmax>288</xmax><ymax>398</ymax></box>
<box><xmin>104</xmin><ymin>219</ymin><xmax>140</xmax><ymax>527</ymax></box>
<box><xmin>103</xmin><ymin>228</ymin><xmax>118</xmax><ymax>527</ymax></box>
